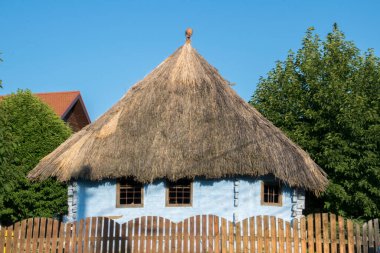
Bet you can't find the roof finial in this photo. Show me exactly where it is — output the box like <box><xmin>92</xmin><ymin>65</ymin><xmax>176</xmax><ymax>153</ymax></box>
<box><xmin>185</xmin><ymin>28</ymin><xmax>193</xmax><ymax>43</ymax></box>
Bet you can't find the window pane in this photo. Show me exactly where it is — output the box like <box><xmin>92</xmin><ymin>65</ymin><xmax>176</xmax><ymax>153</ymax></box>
<box><xmin>168</xmin><ymin>179</ymin><xmax>192</xmax><ymax>206</ymax></box>
<box><xmin>118</xmin><ymin>178</ymin><xmax>143</xmax><ymax>206</ymax></box>
<box><xmin>263</xmin><ymin>183</ymin><xmax>280</xmax><ymax>204</ymax></box>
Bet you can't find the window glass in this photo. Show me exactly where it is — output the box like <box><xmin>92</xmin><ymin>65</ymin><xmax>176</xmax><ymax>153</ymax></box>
<box><xmin>262</xmin><ymin>182</ymin><xmax>282</xmax><ymax>206</ymax></box>
<box><xmin>167</xmin><ymin>179</ymin><xmax>192</xmax><ymax>206</ymax></box>
<box><xmin>117</xmin><ymin>178</ymin><xmax>143</xmax><ymax>207</ymax></box>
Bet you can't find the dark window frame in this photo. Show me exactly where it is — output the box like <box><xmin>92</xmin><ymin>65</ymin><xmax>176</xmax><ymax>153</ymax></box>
<box><xmin>116</xmin><ymin>178</ymin><xmax>144</xmax><ymax>208</ymax></box>
<box><xmin>261</xmin><ymin>181</ymin><xmax>282</xmax><ymax>206</ymax></box>
<box><xmin>166</xmin><ymin>179</ymin><xmax>193</xmax><ymax>207</ymax></box>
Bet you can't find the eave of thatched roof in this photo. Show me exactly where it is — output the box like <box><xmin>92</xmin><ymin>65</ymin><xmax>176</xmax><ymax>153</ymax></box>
<box><xmin>28</xmin><ymin>40</ymin><xmax>328</xmax><ymax>195</ymax></box>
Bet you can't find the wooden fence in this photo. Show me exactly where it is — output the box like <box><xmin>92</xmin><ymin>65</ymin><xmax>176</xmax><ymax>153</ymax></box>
<box><xmin>0</xmin><ymin>213</ymin><xmax>379</xmax><ymax>253</ymax></box>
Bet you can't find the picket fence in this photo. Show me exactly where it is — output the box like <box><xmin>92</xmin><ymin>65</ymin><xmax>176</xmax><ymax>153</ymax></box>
<box><xmin>0</xmin><ymin>213</ymin><xmax>379</xmax><ymax>253</ymax></box>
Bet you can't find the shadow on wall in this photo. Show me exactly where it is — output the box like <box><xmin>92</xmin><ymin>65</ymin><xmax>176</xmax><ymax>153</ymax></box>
<box><xmin>75</xmin><ymin>166</ymin><xmax>94</xmax><ymax>220</ymax></box>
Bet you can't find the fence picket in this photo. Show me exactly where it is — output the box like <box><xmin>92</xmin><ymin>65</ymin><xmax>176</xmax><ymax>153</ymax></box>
<box><xmin>214</xmin><ymin>216</ymin><xmax>220</xmax><ymax>253</ymax></box>
<box><xmin>374</xmin><ymin>219</ymin><xmax>379</xmax><ymax>253</ymax></box>
<box><xmin>145</xmin><ymin>216</ymin><xmax>152</xmax><ymax>253</ymax></box>
<box><xmin>140</xmin><ymin>217</ymin><xmax>147</xmax><ymax>253</ymax></box>
<box><xmin>102</xmin><ymin>218</ymin><xmax>109</xmax><ymax>253</ymax></box>
<box><xmin>128</xmin><ymin>219</ymin><xmax>134</xmax><ymax>253</ymax></box>
<box><xmin>221</xmin><ymin>219</ymin><xmax>227</xmax><ymax>253</ymax></box>
<box><xmin>228</xmin><ymin>221</ymin><xmax>234</xmax><ymax>253</ymax></box>
<box><xmin>368</xmin><ymin>220</ymin><xmax>374</xmax><ymax>252</ymax></box>
<box><xmin>12</xmin><ymin>221</ymin><xmax>20</xmax><ymax>253</ymax></box>
<box><xmin>293</xmin><ymin>218</ymin><xmax>299</xmax><ymax>253</ymax></box>
<box><xmin>322</xmin><ymin>213</ymin><xmax>330</xmax><ymax>253</ymax></box>
<box><xmin>72</xmin><ymin>222</ymin><xmax>78</xmax><ymax>253</ymax></box>
<box><xmin>121</xmin><ymin>222</ymin><xmax>127</xmax><ymax>253</ymax></box>
<box><xmin>202</xmin><ymin>215</ymin><xmax>207</xmax><ymax>253</ymax></box>
<box><xmin>156</xmin><ymin>218</ymin><xmax>163</xmax><ymax>253</ymax></box>
<box><xmin>338</xmin><ymin>216</ymin><xmax>345</xmax><ymax>253</ymax></box>
<box><xmin>0</xmin><ymin>226</ymin><xmax>4</xmax><ymax>253</ymax></box>
<box><xmin>133</xmin><ymin>218</ymin><xmax>140</xmax><ymax>253</ymax></box>
<box><xmin>127</xmin><ymin>219</ymin><xmax>133</xmax><ymax>253</ymax></box>
<box><xmin>90</xmin><ymin>217</ymin><xmax>96</xmax><ymax>253</ymax></box>
<box><xmin>264</xmin><ymin>216</ymin><xmax>270</xmax><ymax>253</ymax></box>
<box><xmin>315</xmin><ymin>213</ymin><xmax>322</xmax><ymax>253</ymax></box>
<box><xmin>65</xmin><ymin>222</ymin><xmax>73</xmax><ymax>253</ymax></box>
<box><xmin>77</xmin><ymin>219</ymin><xmax>84</xmax><ymax>253</ymax></box>
<box><xmin>84</xmin><ymin>217</ymin><xmax>91</xmax><ymax>253</ymax></box>
<box><xmin>330</xmin><ymin>214</ymin><xmax>337</xmax><ymax>253</ymax></box>
<box><xmin>363</xmin><ymin>222</ymin><xmax>368</xmax><ymax>253</ymax></box>
<box><xmin>355</xmin><ymin>223</ymin><xmax>362</xmax><ymax>253</ymax></box>
<box><xmin>278</xmin><ymin>218</ymin><xmax>284</xmax><ymax>253</ymax></box>
<box><xmin>5</xmin><ymin>226</ymin><xmax>12</xmax><ymax>253</ymax></box>
<box><xmin>163</xmin><ymin>219</ymin><xmax>169</xmax><ymax>252</ymax></box>
<box><xmin>177</xmin><ymin>220</ymin><xmax>183</xmax><ymax>253</ymax></box>
<box><xmin>243</xmin><ymin>219</ymin><xmax>248</xmax><ymax>253</ymax></box>
<box><xmin>58</xmin><ymin>219</ymin><xmax>65</xmax><ymax>253</ymax></box>
<box><xmin>171</xmin><ymin>221</ymin><xmax>177</xmax><ymax>253</ymax></box>
<box><xmin>95</xmin><ymin>218</ymin><xmax>102</xmax><ymax>253</ymax></box>
<box><xmin>19</xmin><ymin>220</ymin><xmax>27</xmax><ymax>253</ymax></box>
<box><xmin>249</xmin><ymin>217</ymin><xmax>255</xmax><ymax>253</ymax></box>
<box><xmin>189</xmin><ymin>217</ymin><xmax>195</xmax><ymax>253</ymax></box>
<box><xmin>32</xmin><ymin>218</ymin><xmax>40</xmax><ymax>253</ymax></box>
<box><xmin>236</xmin><ymin>221</ymin><xmax>241</xmax><ymax>253</ymax></box>
<box><xmin>115</xmin><ymin>222</ymin><xmax>121</xmax><ymax>253</ymax></box>
<box><xmin>257</xmin><ymin>216</ymin><xmax>263</xmax><ymax>253</ymax></box>
<box><xmin>285</xmin><ymin>221</ymin><xmax>291</xmax><ymax>253</ymax></box>
<box><xmin>271</xmin><ymin>216</ymin><xmax>277</xmax><ymax>253</ymax></box>
<box><xmin>207</xmin><ymin>215</ymin><xmax>213</xmax><ymax>253</ymax></box>
<box><xmin>347</xmin><ymin>220</ymin><xmax>354</xmax><ymax>253</ymax></box>
<box><xmin>300</xmin><ymin>217</ymin><xmax>307</xmax><ymax>253</ymax></box>
<box><xmin>307</xmin><ymin>215</ymin><xmax>314</xmax><ymax>253</ymax></box>
<box><xmin>196</xmin><ymin>216</ymin><xmax>201</xmax><ymax>253</ymax></box>
<box><xmin>183</xmin><ymin>218</ymin><xmax>189</xmax><ymax>253</ymax></box>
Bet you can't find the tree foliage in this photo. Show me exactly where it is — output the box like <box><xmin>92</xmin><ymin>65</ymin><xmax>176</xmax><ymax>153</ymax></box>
<box><xmin>0</xmin><ymin>53</ymin><xmax>17</xmax><ymax>214</ymax></box>
<box><xmin>250</xmin><ymin>24</ymin><xmax>380</xmax><ymax>219</ymax></box>
<box><xmin>0</xmin><ymin>90</ymin><xmax>72</xmax><ymax>224</ymax></box>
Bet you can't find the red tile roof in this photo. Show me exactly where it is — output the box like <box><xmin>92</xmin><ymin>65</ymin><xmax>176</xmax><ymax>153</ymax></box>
<box><xmin>34</xmin><ymin>91</ymin><xmax>81</xmax><ymax>117</ymax></box>
<box><xmin>0</xmin><ymin>90</ymin><xmax>89</xmax><ymax>118</ymax></box>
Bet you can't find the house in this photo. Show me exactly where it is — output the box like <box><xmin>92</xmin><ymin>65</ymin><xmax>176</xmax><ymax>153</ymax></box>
<box><xmin>28</xmin><ymin>31</ymin><xmax>328</xmax><ymax>223</ymax></box>
<box><xmin>0</xmin><ymin>91</ymin><xmax>91</xmax><ymax>132</ymax></box>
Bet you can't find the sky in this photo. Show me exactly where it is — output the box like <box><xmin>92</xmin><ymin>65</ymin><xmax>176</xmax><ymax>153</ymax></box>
<box><xmin>1</xmin><ymin>0</ymin><xmax>379</xmax><ymax>120</ymax></box>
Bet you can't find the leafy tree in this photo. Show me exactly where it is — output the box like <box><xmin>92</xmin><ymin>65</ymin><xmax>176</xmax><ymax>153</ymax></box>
<box><xmin>0</xmin><ymin>54</ymin><xmax>18</xmax><ymax>214</ymax></box>
<box><xmin>0</xmin><ymin>90</ymin><xmax>72</xmax><ymax>225</ymax></box>
<box><xmin>250</xmin><ymin>24</ymin><xmax>380</xmax><ymax>219</ymax></box>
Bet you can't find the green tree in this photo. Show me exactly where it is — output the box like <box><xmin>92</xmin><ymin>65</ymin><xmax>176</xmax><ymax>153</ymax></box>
<box><xmin>0</xmin><ymin>90</ymin><xmax>72</xmax><ymax>224</ymax></box>
<box><xmin>250</xmin><ymin>24</ymin><xmax>380</xmax><ymax>219</ymax></box>
<box><xmin>0</xmin><ymin>54</ymin><xmax>19</xmax><ymax>214</ymax></box>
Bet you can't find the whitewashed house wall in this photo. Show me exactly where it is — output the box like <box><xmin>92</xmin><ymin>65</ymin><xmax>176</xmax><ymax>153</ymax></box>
<box><xmin>67</xmin><ymin>176</ymin><xmax>305</xmax><ymax>223</ymax></box>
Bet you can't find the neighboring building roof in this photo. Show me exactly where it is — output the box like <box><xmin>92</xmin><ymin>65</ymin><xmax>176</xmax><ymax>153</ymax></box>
<box><xmin>28</xmin><ymin>34</ymin><xmax>328</xmax><ymax>194</ymax></box>
<box><xmin>0</xmin><ymin>91</ymin><xmax>91</xmax><ymax>132</ymax></box>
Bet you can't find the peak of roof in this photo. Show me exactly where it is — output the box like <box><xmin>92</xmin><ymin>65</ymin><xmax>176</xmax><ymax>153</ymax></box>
<box><xmin>28</xmin><ymin>43</ymin><xmax>328</xmax><ymax>194</ymax></box>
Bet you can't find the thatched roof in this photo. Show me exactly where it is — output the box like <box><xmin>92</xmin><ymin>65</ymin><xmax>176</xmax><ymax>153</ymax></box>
<box><xmin>28</xmin><ymin>36</ymin><xmax>328</xmax><ymax>194</ymax></box>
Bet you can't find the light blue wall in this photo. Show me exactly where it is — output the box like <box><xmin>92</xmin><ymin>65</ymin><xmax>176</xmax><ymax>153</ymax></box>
<box><xmin>76</xmin><ymin>177</ymin><xmax>295</xmax><ymax>223</ymax></box>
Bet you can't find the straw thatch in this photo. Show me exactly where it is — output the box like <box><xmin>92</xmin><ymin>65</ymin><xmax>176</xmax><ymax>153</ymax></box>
<box><xmin>28</xmin><ymin>40</ymin><xmax>328</xmax><ymax>194</ymax></box>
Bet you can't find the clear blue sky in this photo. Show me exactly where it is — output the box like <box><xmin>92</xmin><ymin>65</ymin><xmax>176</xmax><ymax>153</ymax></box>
<box><xmin>1</xmin><ymin>0</ymin><xmax>379</xmax><ymax>120</ymax></box>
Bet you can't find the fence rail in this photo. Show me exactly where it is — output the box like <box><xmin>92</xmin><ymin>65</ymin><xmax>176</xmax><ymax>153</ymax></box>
<box><xmin>0</xmin><ymin>213</ymin><xmax>379</xmax><ymax>253</ymax></box>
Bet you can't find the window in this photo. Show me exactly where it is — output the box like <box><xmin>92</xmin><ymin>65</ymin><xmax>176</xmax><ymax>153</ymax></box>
<box><xmin>261</xmin><ymin>181</ymin><xmax>282</xmax><ymax>206</ymax></box>
<box><xmin>166</xmin><ymin>179</ymin><xmax>192</xmax><ymax>206</ymax></box>
<box><xmin>116</xmin><ymin>178</ymin><xmax>143</xmax><ymax>207</ymax></box>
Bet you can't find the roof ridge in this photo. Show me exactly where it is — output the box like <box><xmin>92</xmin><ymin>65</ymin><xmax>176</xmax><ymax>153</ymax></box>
<box><xmin>34</xmin><ymin>90</ymin><xmax>80</xmax><ymax>95</ymax></box>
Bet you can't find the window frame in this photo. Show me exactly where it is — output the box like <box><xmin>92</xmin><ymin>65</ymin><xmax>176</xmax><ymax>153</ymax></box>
<box><xmin>116</xmin><ymin>178</ymin><xmax>144</xmax><ymax>208</ymax></box>
<box><xmin>260</xmin><ymin>181</ymin><xmax>283</xmax><ymax>206</ymax></box>
<box><xmin>165</xmin><ymin>180</ymin><xmax>193</xmax><ymax>207</ymax></box>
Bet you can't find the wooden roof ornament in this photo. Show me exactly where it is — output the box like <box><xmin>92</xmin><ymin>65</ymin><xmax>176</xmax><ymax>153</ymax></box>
<box><xmin>185</xmin><ymin>28</ymin><xmax>193</xmax><ymax>43</ymax></box>
<box><xmin>28</xmin><ymin>30</ymin><xmax>328</xmax><ymax>195</ymax></box>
